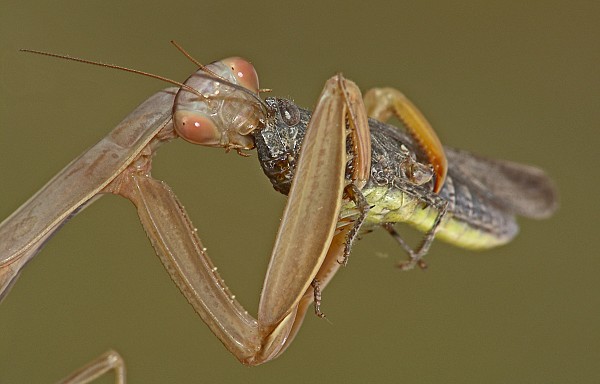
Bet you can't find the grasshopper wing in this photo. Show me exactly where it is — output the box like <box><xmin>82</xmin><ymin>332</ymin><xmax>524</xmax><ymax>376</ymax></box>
<box><xmin>445</xmin><ymin>148</ymin><xmax>558</xmax><ymax>219</ymax></box>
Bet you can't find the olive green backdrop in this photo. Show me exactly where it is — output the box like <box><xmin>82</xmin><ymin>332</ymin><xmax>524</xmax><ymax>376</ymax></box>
<box><xmin>1</xmin><ymin>1</ymin><xmax>597</xmax><ymax>383</ymax></box>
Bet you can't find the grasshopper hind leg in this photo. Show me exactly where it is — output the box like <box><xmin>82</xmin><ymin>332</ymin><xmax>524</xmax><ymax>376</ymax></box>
<box><xmin>363</xmin><ymin>86</ymin><xmax>450</xmax><ymax>269</ymax></box>
<box><xmin>363</xmin><ymin>87</ymin><xmax>447</xmax><ymax>194</ymax></box>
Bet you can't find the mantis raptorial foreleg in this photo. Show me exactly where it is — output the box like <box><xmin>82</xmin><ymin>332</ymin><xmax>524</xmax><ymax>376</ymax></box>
<box><xmin>53</xmin><ymin>74</ymin><xmax>372</xmax><ymax>383</ymax></box>
<box><xmin>0</xmin><ymin>89</ymin><xmax>176</xmax><ymax>302</ymax></box>
<box><xmin>0</xmin><ymin>47</ymin><xmax>372</xmax><ymax>381</ymax></box>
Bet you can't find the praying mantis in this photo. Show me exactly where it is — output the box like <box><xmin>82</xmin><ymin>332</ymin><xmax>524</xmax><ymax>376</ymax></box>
<box><xmin>0</xmin><ymin>45</ymin><xmax>557</xmax><ymax>383</ymax></box>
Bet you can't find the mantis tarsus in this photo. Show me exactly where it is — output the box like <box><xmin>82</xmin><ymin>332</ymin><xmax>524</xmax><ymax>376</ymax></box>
<box><xmin>0</xmin><ymin>46</ymin><xmax>557</xmax><ymax>383</ymax></box>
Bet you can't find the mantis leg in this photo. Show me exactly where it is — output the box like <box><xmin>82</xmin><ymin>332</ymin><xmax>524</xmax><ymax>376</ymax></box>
<box><xmin>56</xmin><ymin>350</ymin><xmax>125</xmax><ymax>384</ymax></box>
<box><xmin>261</xmin><ymin>76</ymin><xmax>373</xmax><ymax>354</ymax></box>
<box><xmin>363</xmin><ymin>88</ymin><xmax>447</xmax><ymax>192</ymax></box>
<box><xmin>0</xmin><ymin>89</ymin><xmax>177</xmax><ymax>302</ymax></box>
<box><xmin>257</xmin><ymin>75</ymin><xmax>370</xmax><ymax>334</ymax></box>
<box><xmin>274</xmin><ymin>224</ymin><xmax>352</xmax><ymax>355</ymax></box>
<box><xmin>55</xmin><ymin>230</ymin><xmax>353</xmax><ymax>382</ymax></box>
<box><xmin>103</xmin><ymin>74</ymin><xmax>371</xmax><ymax>366</ymax></box>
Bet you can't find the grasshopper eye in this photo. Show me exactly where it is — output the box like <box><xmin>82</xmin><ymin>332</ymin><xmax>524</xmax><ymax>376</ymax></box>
<box><xmin>221</xmin><ymin>57</ymin><xmax>260</xmax><ymax>93</ymax></box>
<box><xmin>277</xmin><ymin>99</ymin><xmax>300</xmax><ymax>126</ymax></box>
<box><xmin>409</xmin><ymin>162</ymin><xmax>434</xmax><ymax>186</ymax></box>
<box><xmin>400</xmin><ymin>156</ymin><xmax>434</xmax><ymax>186</ymax></box>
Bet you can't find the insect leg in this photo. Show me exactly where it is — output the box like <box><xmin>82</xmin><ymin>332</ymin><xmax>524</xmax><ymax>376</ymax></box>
<box><xmin>258</xmin><ymin>74</ymin><xmax>372</xmax><ymax>330</ymax></box>
<box><xmin>383</xmin><ymin>201</ymin><xmax>449</xmax><ymax>270</ymax></box>
<box><xmin>339</xmin><ymin>76</ymin><xmax>371</xmax><ymax>189</ymax></box>
<box><xmin>255</xmin><ymin>76</ymin><xmax>373</xmax><ymax>356</ymax></box>
<box><xmin>310</xmin><ymin>279</ymin><xmax>326</xmax><ymax>318</ymax></box>
<box><xmin>335</xmin><ymin>78</ymin><xmax>371</xmax><ymax>266</ymax></box>
<box><xmin>274</xmin><ymin>224</ymin><xmax>352</xmax><ymax>356</ymax></box>
<box><xmin>363</xmin><ymin>88</ymin><xmax>447</xmax><ymax>193</ymax></box>
<box><xmin>338</xmin><ymin>183</ymin><xmax>370</xmax><ymax>266</ymax></box>
<box><xmin>56</xmin><ymin>350</ymin><xmax>125</xmax><ymax>384</ymax></box>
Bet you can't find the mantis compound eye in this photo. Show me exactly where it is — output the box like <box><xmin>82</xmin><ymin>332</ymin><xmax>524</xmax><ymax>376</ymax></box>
<box><xmin>173</xmin><ymin>110</ymin><xmax>222</xmax><ymax>146</ymax></box>
<box><xmin>173</xmin><ymin>57</ymin><xmax>261</xmax><ymax>150</ymax></box>
<box><xmin>221</xmin><ymin>57</ymin><xmax>260</xmax><ymax>94</ymax></box>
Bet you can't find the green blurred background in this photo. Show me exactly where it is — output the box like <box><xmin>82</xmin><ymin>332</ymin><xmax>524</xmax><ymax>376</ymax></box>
<box><xmin>0</xmin><ymin>1</ymin><xmax>597</xmax><ymax>383</ymax></box>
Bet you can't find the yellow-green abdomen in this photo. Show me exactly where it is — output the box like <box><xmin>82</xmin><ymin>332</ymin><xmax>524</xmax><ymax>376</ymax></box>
<box><xmin>346</xmin><ymin>184</ymin><xmax>518</xmax><ymax>250</ymax></box>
